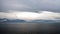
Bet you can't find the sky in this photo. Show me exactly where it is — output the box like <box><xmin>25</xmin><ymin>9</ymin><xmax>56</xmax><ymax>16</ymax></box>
<box><xmin>0</xmin><ymin>0</ymin><xmax>60</xmax><ymax>21</ymax></box>
<box><xmin>1</xmin><ymin>0</ymin><xmax>60</xmax><ymax>12</ymax></box>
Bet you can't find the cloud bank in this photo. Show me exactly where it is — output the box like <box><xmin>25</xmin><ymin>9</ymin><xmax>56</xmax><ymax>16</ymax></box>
<box><xmin>0</xmin><ymin>11</ymin><xmax>60</xmax><ymax>21</ymax></box>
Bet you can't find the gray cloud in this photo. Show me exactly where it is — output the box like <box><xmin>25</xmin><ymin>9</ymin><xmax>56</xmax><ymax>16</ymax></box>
<box><xmin>1</xmin><ymin>0</ymin><xmax>60</xmax><ymax>12</ymax></box>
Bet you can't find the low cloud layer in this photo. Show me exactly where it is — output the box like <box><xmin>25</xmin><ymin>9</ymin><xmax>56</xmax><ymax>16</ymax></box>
<box><xmin>0</xmin><ymin>10</ymin><xmax>60</xmax><ymax>21</ymax></box>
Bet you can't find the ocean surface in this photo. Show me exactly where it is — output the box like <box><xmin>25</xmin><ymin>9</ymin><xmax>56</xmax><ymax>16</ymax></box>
<box><xmin>0</xmin><ymin>22</ymin><xmax>60</xmax><ymax>34</ymax></box>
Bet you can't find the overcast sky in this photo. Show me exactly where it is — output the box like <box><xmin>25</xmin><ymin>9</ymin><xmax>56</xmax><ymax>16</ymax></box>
<box><xmin>0</xmin><ymin>0</ymin><xmax>60</xmax><ymax>12</ymax></box>
<box><xmin>0</xmin><ymin>0</ymin><xmax>60</xmax><ymax>21</ymax></box>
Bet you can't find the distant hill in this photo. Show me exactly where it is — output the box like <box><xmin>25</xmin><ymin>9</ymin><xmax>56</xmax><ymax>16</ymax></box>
<box><xmin>29</xmin><ymin>20</ymin><xmax>60</xmax><ymax>23</ymax></box>
<box><xmin>7</xmin><ymin>19</ymin><xmax>26</xmax><ymax>22</ymax></box>
<box><xmin>0</xmin><ymin>18</ymin><xmax>60</xmax><ymax>23</ymax></box>
<box><xmin>0</xmin><ymin>18</ymin><xmax>26</xmax><ymax>23</ymax></box>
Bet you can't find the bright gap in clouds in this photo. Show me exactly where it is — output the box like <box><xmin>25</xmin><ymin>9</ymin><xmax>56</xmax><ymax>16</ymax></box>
<box><xmin>0</xmin><ymin>11</ymin><xmax>60</xmax><ymax>21</ymax></box>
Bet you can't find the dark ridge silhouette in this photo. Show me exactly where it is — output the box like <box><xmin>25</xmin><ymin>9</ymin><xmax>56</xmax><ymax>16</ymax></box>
<box><xmin>0</xmin><ymin>18</ymin><xmax>26</xmax><ymax>23</ymax></box>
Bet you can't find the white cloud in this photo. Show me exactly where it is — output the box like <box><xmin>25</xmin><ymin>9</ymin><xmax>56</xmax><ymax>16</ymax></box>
<box><xmin>0</xmin><ymin>10</ymin><xmax>60</xmax><ymax>21</ymax></box>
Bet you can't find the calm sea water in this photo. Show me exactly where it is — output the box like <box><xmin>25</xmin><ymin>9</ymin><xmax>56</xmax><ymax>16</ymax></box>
<box><xmin>0</xmin><ymin>22</ymin><xmax>60</xmax><ymax>34</ymax></box>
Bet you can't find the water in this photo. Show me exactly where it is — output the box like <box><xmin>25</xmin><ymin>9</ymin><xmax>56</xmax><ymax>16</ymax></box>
<box><xmin>0</xmin><ymin>22</ymin><xmax>60</xmax><ymax>34</ymax></box>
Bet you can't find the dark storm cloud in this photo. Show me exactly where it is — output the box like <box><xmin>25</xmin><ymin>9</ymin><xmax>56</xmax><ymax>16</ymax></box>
<box><xmin>1</xmin><ymin>0</ymin><xmax>60</xmax><ymax>12</ymax></box>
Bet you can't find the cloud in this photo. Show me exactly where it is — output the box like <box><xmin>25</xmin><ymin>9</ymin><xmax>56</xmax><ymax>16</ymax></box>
<box><xmin>2</xmin><ymin>0</ymin><xmax>32</xmax><ymax>11</ymax></box>
<box><xmin>0</xmin><ymin>10</ymin><xmax>60</xmax><ymax>21</ymax></box>
<box><xmin>1</xmin><ymin>0</ymin><xmax>60</xmax><ymax>12</ymax></box>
